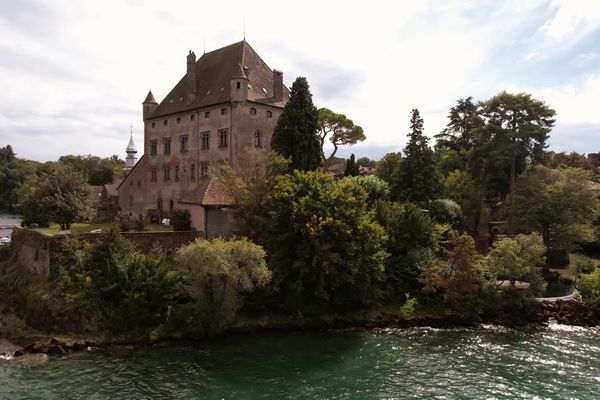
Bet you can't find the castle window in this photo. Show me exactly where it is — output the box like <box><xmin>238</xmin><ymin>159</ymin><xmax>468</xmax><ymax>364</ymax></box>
<box><xmin>163</xmin><ymin>165</ymin><xmax>170</xmax><ymax>181</ymax></box>
<box><xmin>150</xmin><ymin>140</ymin><xmax>157</xmax><ymax>155</ymax></box>
<box><xmin>219</xmin><ymin>129</ymin><xmax>228</xmax><ymax>147</ymax></box>
<box><xmin>176</xmin><ymin>117</ymin><xmax>181</xmax><ymax>124</ymax></box>
<box><xmin>180</xmin><ymin>135</ymin><xmax>189</xmax><ymax>152</ymax></box>
<box><xmin>151</xmin><ymin>168</ymin><xmax>157</xmax><ymax>182</ymax></box>
<box><xmin>128</xmin><ymin>195</ymin><xmax>134</xmax><ymax>206</ymax></box>
<box><xmin>267</xmin><ymin>111</ymin><xmax>273</xmax><ymax>118</ymax></box>
<box><xmin>190</xmin><ymin>114</ymin><xmax>195</xmax><ymax>121</ymax></box>
<box><xmin>205</xmin><ymin>111</ymin><xmax>210</xmax><ymax>118</ymax></box>
<box><xmin>236</xmin><ymin>82</ymin><xmax>241</xmax><ymax>89</ymax></box>
<box><xmin>221</xmin><ymin>108</ymin><xmax>227</xmax><ymax>115</ymax></box>
<box><xmin>191</xmin><ymin>163</ymin><xmax>195</xmax><ymax>180</ymax></box>
<box><xmin>255</xmin><ymin>131</ymin><xmax>262</xmax><ymax>148</ymax></box>
<box><xmin>175</xmin><ymin>166</ymin><xmax>179</xmax><ymax>181</ymax></box>
<box><xmin>200</xmin><ymin>162</ymin><xmax>209</xmax><ymax>178</ymax></box>
<box><xmin>250</xmin><ymin>108</ymin><xmax>257</xmax><ymax>115</ymax></box>
<box><xmin>201</xmin><ymin>132</ymin><xmax>210</xmax><ymax>149</ymax></box>
<box><xmin>163</xmin><ymin>138</ymin><xmax>171</xmax><ymax>154</ymax></box>
<box><xmin>163</xmin><ymin>120</ymin><xmax>168</xmax><ymax>126</ymax></box>
<box><xmin>152</xmin><ymin>122</ymin><xmax>156</xmax><ymax>128</ymax></box>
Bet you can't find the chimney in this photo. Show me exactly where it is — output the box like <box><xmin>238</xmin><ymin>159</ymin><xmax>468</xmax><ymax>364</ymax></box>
<box><xmin>273</xmin><ymin>69</ymin><xmax>283</xmax><ymax>102</ymax></box>
<box><xmin>186</xmin><ymin>50</ymin><xmax>197</xmax><ymax>104</ymax></box>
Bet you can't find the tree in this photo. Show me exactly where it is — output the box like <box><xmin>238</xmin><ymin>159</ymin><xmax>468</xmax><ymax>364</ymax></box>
<box><xmin>345</xmin><ymin>153</ymin><xmax>360</xmax><ymax>176</ymax></box>
<box><xmin>55</xmin><ymin>230</ymin><xmax>178</xmax><ymax>332</ymax></box>
<box><xmin>435</xmin><ymin>97</ymin><xmax>482</xmax><ymax>153</ymax></box>
<box><xmin>486</xmin><ymin>233</ymin><xmax>546</xmax><ymax>294</ymax></box>
<box><xmin>175</xmin><ymin>238</ymin><xmax>271</xmax><ymax>334</ymax></box>
<box><xmin>317</xmin><ymin>107</ymin><xmax>366</xmax><ymax>161</ymax></box>
<box><xmin>375</xmin><ymin>152</ymin><xmax>401</xmax><ymax>183</ymax></box>
<box><xmin>271</xmin><ymin>77</ymin><xmax>322</xmax><ymax>171</ymax></box>
<box><xmin>0</xmin><ymin>146</ymin><xmax>40</xmax><ymax>212</ymax></box>
<box><xmin>508</xmin><ymin>166</ymin><xmax>598</xmax><ymax>252</ymax></box>
<box><xmin>478</xmin><ymin>91</ymin><xmax>556</xmax><ymax>194</ymax></box>
<box><xmin>266</xmin><ymin>171</ymin><xmax>388</xmax><ymax>313</ymax></box>
<box><xmin>444</xmin><ymin>170</ymin><xmax>486</xmax><ymax>231</ymax></box>
<box><xmin>17</xmin><ymin>164</ymin><xmax>97</xmax><ymax>229</ymax></box>
<box><xmin>342</xmin><ymin>176</ymin><xmax>390</xmax><ymax>207</ymax></box>
<box><xmin>357</xmin><ymin>157</ymin><xmax>376</xmax><ymax>168</ymax></box>
<box><xmin>59</xmin><ymin>154</ymin><xmax>123</xmax><ymax>186</ymax></box>
<box><xmin>376</xmin><ymin>201</ymin><xmax>438</xmax><ymax>298</ymax></box>
<box><xmin>422</xmin><ymin>232</ymin><xmax>485</xmax><ymax>312</ymax></box>
<box><xmin>397</xmin><ymin>109</ymin><xmax>439</xmax><ymax>202</ymax></box>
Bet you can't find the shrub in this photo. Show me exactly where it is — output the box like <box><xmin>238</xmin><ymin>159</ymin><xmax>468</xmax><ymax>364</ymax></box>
<box><xmin>0</xmin><ymin>245</ymin><xmax>11</xmax><ymax>262</ymax></box>
<box><xmin>175</xmin><ymin>238</ymin><xmax>271</xmax><ymax>334</ymax></box>
<box><xmin>578</xmin><ymin>268</ymin><xmax>600</xmax><ymax>303</ymax></box>
<box><xmin>546</xmin><ymin>248</ymin><xmax>570</xmax><ymax>268</ymax></box>
<box><xmin>115</xmin><ymin>213</ymin><xmax>132</xmax><ymax>232</ymax></box>
<box><xmin>426</xmin><ymin>199</ymin><xmax>463</xmax><ymax>228</ymax></box>
<box><xmin>172</xmin><ymin>208</ymin><xmax>191</xmax><ymax>231</ymax></box>
<box><xmin>54</xmin><ymin>230</ymin><xmax>178</xmax><ymax>333</ymax></box>
<box><xmin>571</xmin><ymin>254</ymin><xmax>596</xmax><ymax>275</ymax></box>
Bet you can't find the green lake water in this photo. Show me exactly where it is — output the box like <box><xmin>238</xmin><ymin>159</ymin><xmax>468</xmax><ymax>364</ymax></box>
<box><xmin>1</xmin><ymin>324</ymin><xmax>599</xmax><ymax>399</ymax></box>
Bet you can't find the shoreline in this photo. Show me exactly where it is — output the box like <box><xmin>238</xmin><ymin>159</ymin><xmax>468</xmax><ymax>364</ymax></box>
<box><xmin>2</xmin><ymin>297</ymin><xmax>597</xmax><ymax>360</ymax></box>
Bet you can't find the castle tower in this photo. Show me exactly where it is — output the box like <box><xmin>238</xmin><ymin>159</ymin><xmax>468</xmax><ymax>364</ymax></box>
<box><xmin>142</xmin><ymin>90</ymin><xmax>158</xmax><ymax>121</ymax></box>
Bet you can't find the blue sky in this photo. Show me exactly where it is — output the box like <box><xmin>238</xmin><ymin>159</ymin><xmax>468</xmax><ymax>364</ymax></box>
<box><xmin>0</xmin><ymin>0</ymin><xmax>599</xmax><ymax>161</ymax></box>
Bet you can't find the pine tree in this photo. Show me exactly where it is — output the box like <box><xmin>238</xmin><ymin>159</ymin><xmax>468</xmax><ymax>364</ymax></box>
<box><xmin>344</xmin><ymin>153</ymin><xmax>360</xmax><ymax>176</ymax></box>
<box><xmin>271</xmin><ymin>77</ymin><xmax>322</xmax><ymax>171</ymax></box>
<box><xmin>397</xmin><ymin>109</ymin><xmax>439</xmax><ymax>202</ymax></box>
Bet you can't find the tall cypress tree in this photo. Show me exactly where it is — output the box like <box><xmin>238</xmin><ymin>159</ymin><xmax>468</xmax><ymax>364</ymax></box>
<box><xmin>345</xmin><ymin>153</ymin><xmax>360</xmax><ymax>177</ymax></box>
<box><xmin>398</xmin><ymin>109</ymin><xmax>439</xmax><ymax>202</ymax></box>
<box><xmin>271</xmin><ymin>77</ymin><xmax>322</xmax><ymax>171</ymax></box>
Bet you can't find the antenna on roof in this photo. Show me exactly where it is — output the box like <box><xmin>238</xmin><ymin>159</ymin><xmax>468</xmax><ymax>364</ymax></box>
<box><xmin>203</xmin><ymin>34</ymin><xmax>206</xmax><ymax>54</ymax></box>
<box><xmin>243</xmin><ymin>20</ymin><xmax>246</xmax><ymax>41</ymax></box>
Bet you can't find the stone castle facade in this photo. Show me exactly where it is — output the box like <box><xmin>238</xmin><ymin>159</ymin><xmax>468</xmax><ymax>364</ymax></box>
<box><xmin>118</xmin><ymin>41</ymin><xmax>289</xmax><ymax>235</ymax></box>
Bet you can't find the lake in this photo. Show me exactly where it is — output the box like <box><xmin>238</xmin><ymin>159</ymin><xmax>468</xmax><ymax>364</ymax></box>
<box><xmin>1</xmin><ymin>324</ymin><xmax>599</xmax><ymax>399</ymax></box>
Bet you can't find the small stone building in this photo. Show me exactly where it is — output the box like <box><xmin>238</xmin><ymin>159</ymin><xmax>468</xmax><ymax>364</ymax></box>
<box><xmin>118</xmin><ymin>40</ymin><xmax>289</xmax><ymax>236</ymax></box>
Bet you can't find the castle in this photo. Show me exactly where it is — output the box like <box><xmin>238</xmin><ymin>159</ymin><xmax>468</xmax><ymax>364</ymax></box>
<box><xmin>118</xmin><ymin>41</ymin><xmax>289</xmax><ymax>236</ymax></box>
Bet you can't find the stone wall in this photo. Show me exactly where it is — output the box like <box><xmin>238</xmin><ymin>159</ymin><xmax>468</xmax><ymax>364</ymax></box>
<box><xmin>10</xmin><ymin>227</ymin><xmax>203</xmax><ymax>277</ymax></box>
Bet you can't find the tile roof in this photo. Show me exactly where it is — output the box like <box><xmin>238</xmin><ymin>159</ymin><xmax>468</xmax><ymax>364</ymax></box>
<box><xmin>178</xmin><ymin>177</ymin><xmax>235</xmax><ymax>206</ymax></box>
<box><xmin>104</xmin><ymin>179</ymin><xmax>123</xmax><ymax>197</ymax></box>
<box><xmin>150</xmin><ymin>41</ymin><xmax>289</xmax><ymax>118</ymax></box>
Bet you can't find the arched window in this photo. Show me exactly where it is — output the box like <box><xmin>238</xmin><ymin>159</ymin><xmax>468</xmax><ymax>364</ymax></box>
<box><xmin>255</xmin><ymin>131</ymin><xmax>262</xmax><ymax>148</ymax></box>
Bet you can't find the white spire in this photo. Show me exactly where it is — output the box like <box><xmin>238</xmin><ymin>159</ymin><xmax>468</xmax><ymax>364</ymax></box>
<box><xmin>125</xmin><ymin>125</ymin><xmax>138</xmax><ymax>169</ymax></box>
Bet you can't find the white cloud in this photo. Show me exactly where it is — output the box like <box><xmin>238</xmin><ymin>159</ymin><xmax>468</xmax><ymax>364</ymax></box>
<box><xmin>539</xmin><ymin>0</ymin><xmax>600</xmax><ymax>42</ymax></box>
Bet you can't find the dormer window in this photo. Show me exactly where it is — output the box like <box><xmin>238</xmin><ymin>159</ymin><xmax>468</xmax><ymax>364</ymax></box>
<box><xmin>250</xmin><ymin>108</ymin><xmax>257</xmax><ymax>115</ymax></box>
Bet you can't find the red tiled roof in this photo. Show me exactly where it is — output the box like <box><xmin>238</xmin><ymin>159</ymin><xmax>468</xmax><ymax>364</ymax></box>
<box><xmin>150</xmin><ymin>41</ymin><xmax>289</xmax><ymax>118</ymax></box>
<box><xmin>178</xmin><ymin>177</ymin><xmax>234</xmax><ymax>206</ymax></box>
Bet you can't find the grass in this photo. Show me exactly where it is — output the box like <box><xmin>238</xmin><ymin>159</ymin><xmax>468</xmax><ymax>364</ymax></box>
<box><xmin>32</xmin><ymin>223</ymin><xmax>174</xmax><ymax>235</ymax></box>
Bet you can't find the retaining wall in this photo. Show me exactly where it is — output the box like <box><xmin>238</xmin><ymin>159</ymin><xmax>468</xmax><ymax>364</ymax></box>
<box><xmin>10</xmin><ymin>226</ymin><xmax>203</xmax><ymax>277</ymax></box>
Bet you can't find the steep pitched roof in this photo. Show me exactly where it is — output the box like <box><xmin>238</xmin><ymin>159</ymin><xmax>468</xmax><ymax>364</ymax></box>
<box><xmin>143</xmin><ymin>90</ymin><xmax>157</xmax><ymax>103</ymax></box>
<box><xmin>150</xmin><ymin>41</ymin><xmax>289</xmax><ymax>118</ymax></box>
<box><xmin>178</xmin><ymin>178</ymin><xmax>235</xmax><ymax>206</ymax></box>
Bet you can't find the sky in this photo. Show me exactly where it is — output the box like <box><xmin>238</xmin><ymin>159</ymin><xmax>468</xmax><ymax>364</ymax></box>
<box><xmin>0</xmin><ymin>0</ymin><xmax>599</xmax><ymax>162</ymax></box>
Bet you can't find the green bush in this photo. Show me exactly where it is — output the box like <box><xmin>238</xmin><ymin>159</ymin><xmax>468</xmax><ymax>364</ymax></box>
<box><xmin>115</xmin><ymin>213</ymin><xmax>132</xmax><ymax>232</ymax></box>
<box><xmin>571</xmin><ymin>254</ymin><xmax>597</xmax><ymax>275</ymax></box>
<box><xmin>578</xmin><ymin>268</ymin><xmax>600</xmax><ymax>303</ymax></box>
<box><xmin>54</xmin><ymin>230</ymin><xmax>178</xmax><ymax>333</ymax></box>
<box><xmin>546</xmin><ymin>248</ymin><xmax>570</xmax><ymax>268</ymax></box>
<box><xmin>172</xmin><ymin>208</ymin><xmax>191</xmax><ymax>231</ymax></box>
<box><xmin>175</xmin><ymin>237</ymin><xmax>271</xmax><ymax>334</ymax></box>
